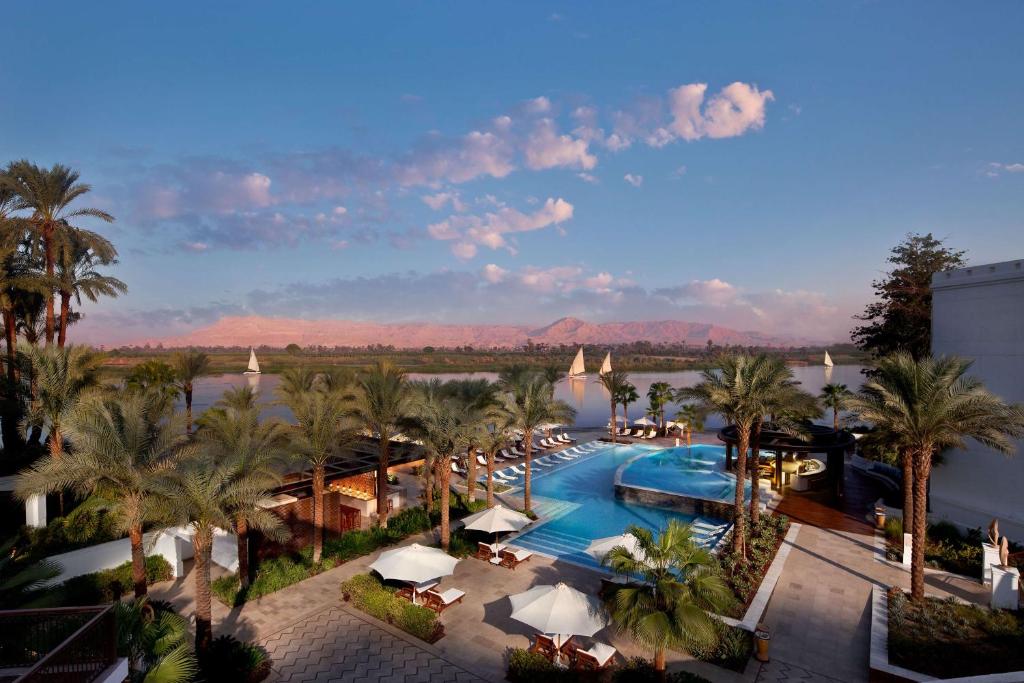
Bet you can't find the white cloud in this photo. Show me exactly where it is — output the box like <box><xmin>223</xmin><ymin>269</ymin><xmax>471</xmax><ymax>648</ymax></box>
<box><xmin>577</xmin><ymin>172</ymin><xmax>599</xmax><ymax>184</ymax></box>
<box><xmin>421</xmin><ymin>192</ymin><xmax>466</xmax><ymax>211</ymax></box>
<box><xmin>181</xmin><ymin>241</ymin><xmax>209</xmax><ymax>253</ymax></box>
<box><xmin>524</xmin><ymin>96</ymin><xmax>552</xmax><ymax>114</ymax></box>
<box><xmin>988</xmin><ymin>162</ymin><xmax>1024</xmax><ymax>177</ymax></box>
<box><xmin>523</xmin><ymin>119</ymin><xmax>597</xmax><ymax>171</ymax></box>
<box><xmin>428</xmin><ymin>197</ymin><xmax>575</xmax><ymax>258</ymax></box>
<box><xmin>669</xmin><ymin>82</ymin><xmax>774</xmax><ymax>141</ymax></box>
<box><xmin>624</xmin><ymin>173</ymin><xmax>643</xmax><ymax>187</ymax></box>
<box><xmin>481</xmin><ymin>263</ymin><xmax>509</xmax><ymax>283</ymax></box>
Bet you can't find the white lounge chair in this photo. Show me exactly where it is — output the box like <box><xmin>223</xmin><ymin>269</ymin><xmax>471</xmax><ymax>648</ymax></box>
<box><xmin>513</xmin><ymin>446</ymin><xmax>526</xmax><ymax>456</ymax></box>
<box><xmin>451</xmin><ymin>461</ymin><xmax>466</xmax><ymax>475</ymax></box>
<box><xmin>577</xmin><ymin>642</ymin><xmax>617</xmax><ymax>669</ymax></box>
<box><xmin>509</xmin><ymin>465</ymin><xmax>526</xmax><ymax>475</ymax></box>
<box><xmin>476</xmin><ymin>454</ymin><xmax>489</xmax><ymax>466</ymax></box>
<box><xmin>492</xmin><ymin>471</ymin><xmax>513</xmax><ymax>482</ymax></box>
<box><xmin>552</xmin><ymin>453</ymin><xmax>575</xmax><ymax>462</ymax></box>
<box><xmin>532</xmin><ymin>457</ymin><xmax>555</xmax><ymax>467</ymax></box>
<box><xmin>424</xmin><ymin>588</ymin><xmax>465</xmax><ymax>613</ymax></box>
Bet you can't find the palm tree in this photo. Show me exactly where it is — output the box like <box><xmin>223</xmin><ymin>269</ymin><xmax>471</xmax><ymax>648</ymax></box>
<box><xmin>847</xmin><ymin>352</ymin><xmax>1024</xmax><ymax>601</ymax></box>
<box><xmin>541</xmin><ymin>365</ymin><xmax>566</xmax><ymax>393</ymax></box>
<box><xmin>115</xmin><ymin>598</ymin><xmax>198</xmax><ymax>683</ymax></box>
<box><xmin>478</xmin><ymin>424</ymin><xmax>511</xmax><ymax>508</ymax></box>
<box><xmin>156</xmin><ymin>452</ymin><xmax>285</xmax><ymax>655</ymax></box>
<box><xmin>673</xmin><ymin>403</ymin><xmax>705</xmax><ymax>447</ymax></box>
<box><xmin>214</xmin><ymin>384</ymin><xmax>259</xmax><ymax>412</ymax></box>
<box><xmin>413</xmin><ymin>394</ymin><xmax>473</xmax><ymax>550</ymax></box>
<box><xmin>500</xmin><ymin>376</ymin><xmax>575</xmax><ymax>514</ymax></box>
<box><xmin>286</xmin><ymin>388</ymin><xmax>354</xmax><ymax>563</ymax></box>
<box><xmin>646</xmin><ymin>382</ymin><xmax>674</xmax><ymax>435</ymax></box>
<box><xmin>172</xmin><ymin>350</ymin><xmax>212</xmax><ymax>435</ymax></box>
<box><xmin>348</xmin><ymin>361</ymin><xmax>414</xmax><ymax>529</ymax></box>
<box><xmin>619</xmin><ymin>382</ymin><xmax>640</xmax><ymax>425</ymax></box>
<box><xmin>0</xmin><ymin>537</ymin><xmax>60</xmax><ymax>606</ymax></box>
<box><xmin>678</xmin><ymin>355</ymin><xmax>767</xmax><ymax>557</ymax></box>
<box><xmin>194</xmin><ymin>399</ymin><xmax>290</xmax><ymax>589</ymax></box>
<box><xmin>5</xmin><ymin>161</ymin><xmax>114</xmax><ymax>345</ymax></box>
<box><xmin>599</xmin><ymin>370</ymin><xmax>629</xmax><ymax>443</ymax></box>
<box><xmin>603</xmin><ymin>520</ymin><xmax>732</xmax><ymax>676</ymax></box>
<box><xmin>445</xmin><ymin>378</ymin><xmax>498</xmax><ymax>500</ymax></box>
<box><xmin>276</xmin><ymin>366</ymin><xmax>316</xmax><ymax>405</ymax></box>
<box><xmin>22</xmin><ymin>344</ymin><xmax>104</xmax><ymax>513</ymax></box>
<box><xmin>16</xmin><ymin>390</ymin><xmax>189</xmax><ymax>597</ymax></box>
<box><xmin>819</xmin><ymin>383</ymin><xmax>851</xmax><ymax>432</ymax></box>
<box><xmin>54</xmin><ymin>230</ymin><xmax>126</xmax><ymax>347</ymax></box>
<box><xmin>497</xmin><ymin>364</ymin><xmax>536</xmax><ymax>391</ymax></box>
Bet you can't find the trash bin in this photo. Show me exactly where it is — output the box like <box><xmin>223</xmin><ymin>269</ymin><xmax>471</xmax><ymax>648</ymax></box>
<box><xmin>874</xmin><ymin>506</ymin><xmax>887</xmax><ymax>529</ymax></box>
<box><xmin>754</xmin><ymin>623</ymin><xmax>770</xmax><ymax>662</ymax></box>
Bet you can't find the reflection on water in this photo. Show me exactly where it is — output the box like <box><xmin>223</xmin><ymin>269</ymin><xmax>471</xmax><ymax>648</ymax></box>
<box><xmin>180</xmin><ymin>364</ymin><xmax>866</xmax><ymax>429</ymax></box>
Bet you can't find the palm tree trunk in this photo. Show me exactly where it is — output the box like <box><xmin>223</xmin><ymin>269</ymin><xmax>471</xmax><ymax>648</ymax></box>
<box><xmin>236</xmin><ymin>516</ymin><xmax>250</xmax><ymax>589</ymax></box>
<box><xmin>129</xmin><ymin>524</ymin><xmax>147</xmax><ymax>598</ymax></box>
<box><xmin>1</xmin><ymin>308</ymin><xmax>21</xmax><ymax>452</ymax></box>
<box><xmin>466</xmin><ymin>445</ymin><xmax>477</xmax><ymax>500</ymax></box>
<box><xmin>57</xmin><ymin>290</ymin><xmax>71</xmax><ymax>348</ymax></box>
<box><xmin>422</xmin><ymin>457</ymin><xmax>434</xmax><ymax>511</ymax></box>
<box><xmin>654</xmin><ymin>645</ymin><xmax>666</xmax><ymax>675</ymax></box>
<box><xmin>193</xmin><ymin>529</ymin><xmax>213</xmax><ymax>656</ymax></box>
<box><xmin>49</xmin><ymin>426</ymin><xmax>65</xmax><ymax>515</ymax></box>
<box><xmin>312</xmin><ymin>465</ymin><xmax>325</xmax><ymax>564</ymax></box>
<box><xmin>749</xmin><ymin>423</ymin><xmax>761</xmax><ymax>526</ymax></box>
<box><xmin>910</xmin><ymin>448</ymin><xmax>931</xmax><ymax>601</ymax></box>
<box><xmin>610</xmin><ymin>398</ymin><xmax>617</xmax><ymax>443</ymax></box>
<box><xmin>377</xmin><ymin>437</ymin><xmax>391</xmax><ymax>528</ymax></box>
<box><xmin>43</xmin><ymin>224</ymin><xmax>55</xmax><ymax>346</ymax></box>
<box><xmin>901</xmin><ymin>450</ymin><xmax>913</xmax><ymax>531</ymax></box>
<box><xmin>733</xmin><ymin>426</ymin><xmax>750</xmax><ymax>557</ymax></box>
<box><xmin>439</xmin><ymin>460</ymin><xmax>452</xmax><ymax>550</ymax></box>
<box><xmin>833</xmin><ymin>407</ymin><xmax>839</xmax><ymax>433</ymax></box>
<box><xmin>486</xmin><ymin>451</ymin><xmax>495</xmax><ymax>508</ymax></box>
<box><xmin>184</xmin><ymin>385</ymin><xmax>194</xmax><ymax>435</ymax></box>
<box><xmin>523</xmin><ymin>439</ymin><xmax>533</xmax><ymax>515</ymax></box>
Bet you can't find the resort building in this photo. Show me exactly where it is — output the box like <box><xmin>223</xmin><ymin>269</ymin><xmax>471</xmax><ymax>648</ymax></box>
<box><xmin>930</xmin><ymin>258</ymin><xmax>1024</xmax><ymax>537</ymax></box>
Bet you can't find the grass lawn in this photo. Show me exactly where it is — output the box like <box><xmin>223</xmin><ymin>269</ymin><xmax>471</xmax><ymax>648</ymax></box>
<box><xmin>888</xmin><ymin>588</ymin><xmax>1024</xmax><ymax>679</ymax></box>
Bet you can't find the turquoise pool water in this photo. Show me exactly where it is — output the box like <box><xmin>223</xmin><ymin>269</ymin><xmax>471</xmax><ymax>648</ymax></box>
<box><xmin>511</xmin><ymin>442</ymin><xmax>732</xmax><ymax>571</ymax></box>
<box><xmin>619</xmin><ymin>444</ymin><xmax>752</xmax><ymax>503</ymax></box>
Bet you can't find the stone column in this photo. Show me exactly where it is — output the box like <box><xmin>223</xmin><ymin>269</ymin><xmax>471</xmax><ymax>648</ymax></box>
<box><xmin>991</xmin><ymin>565</ymin><xmax>1020</xmax><ymax>610</ymax></box>
<box><xmin>982</xmin><ymin>543</ymin><xmax>1002</xmax><ymax>585</ymax></box>
<box><xmin>26</xmin><ymin>494</ymin><xmax>46</xmax><ymax>528</ymax></box>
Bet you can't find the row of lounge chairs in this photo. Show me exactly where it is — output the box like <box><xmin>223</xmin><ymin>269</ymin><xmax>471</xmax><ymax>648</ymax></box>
<box><xmin>611</xmin><ymin>426</ymin><xmax>658</xmax><ymax>439</ymax></box>
<box><xmin>474</xmin><ymin>542</ymin><xmax>533</xmax><ymax>569</ymax></box>
<box><xmin>530</xmin><ymin>634</ymin><xmax>618</xmax><ymax>670</ymax></box>
<box><xmin>450</xmin><ymin>433</ymin><xmax>580</xmax><ymax>476</ymax></box>
<box><xmin>396</xmin><ymin>585</ymin><xmax>466</xmax><ymax>614</ymax></box>
<box><xmin>479</xmin><ymin>442</ymin><xmax>610</xmax><ymax>483</ymax></box>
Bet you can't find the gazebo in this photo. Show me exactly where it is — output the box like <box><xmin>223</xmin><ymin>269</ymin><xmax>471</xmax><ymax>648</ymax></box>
<box><xmin>717</xmin><ymin>424</ymin><xmax>856</xmax><ymax>500</ymax></box>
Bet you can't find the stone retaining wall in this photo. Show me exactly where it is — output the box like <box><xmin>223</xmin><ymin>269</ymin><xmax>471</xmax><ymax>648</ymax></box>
<box><xmin>614</xmin><ymin>483</ymin><xmax>736</xmax><ymax>522</ymax></box>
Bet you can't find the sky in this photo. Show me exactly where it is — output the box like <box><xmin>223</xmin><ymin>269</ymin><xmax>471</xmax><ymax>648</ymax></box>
<box><xmin>1</xmin><ymin>2</ymin><xmax>1022</xmax><ymax>345</ymax></box>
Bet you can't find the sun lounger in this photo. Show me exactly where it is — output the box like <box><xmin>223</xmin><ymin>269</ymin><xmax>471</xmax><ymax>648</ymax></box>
<box><xmin>539</xmin><ymin>438</ymin><xmax>556</xmax><ymax>448</ymax></box>
<box><xmin>476</xmin><ymin>454</ymin><xmax>489</xmax><ymax>466</ymax></box>
<box><xmin>493</xmin><ymin>547</ymin><xmax>533</xmax><ymax>570</ymax></box>
<box><xmin>532</xmin><ymin>457</ymin><xmax>554</xmax><ymax>467</ymax></box>
<box><xmin>556</xmin><ymin>433</ymin><xmax>571</xmax><ymax>443</ymax></box>
<box><xmin>475</xmin><ymin>541</ymin><xmax>506</xmax><ymax>560</ymax></box>
<box><xmin>423</xmin><ymin>588</ymin><xmax>465</xmax><ymax>613</ymax></box>
<box><xmin>531</xmin><ymin>441</ymin><xmax>548</xmax><ymax>451</ymax></box>
<box><xmin>552</xmin><ymin>453</ymin><xmax>575</xmax><ymax>462</ymax></box>
<box><xmin>509</xmin><ymin>465</ymin><xmax>526</xmax><ymax>475</ymax></box>
<box><xmin>530</xmin><ymin>634</ymin><xmax>560</xmax><ymax>662</ymax></box>
<box><xmin>451</xmin><ymin>461</ymin><xmax>466</xmax><ymax>475</ymax></box>
<box><xmin>492</xmin><ymin>470</ymin><xmax>514</xmax><ymax>482</ymax></box>
<box><xmin>574</xmin><ymin>643</ymin><xmax>617</xmax><ymax>670</ymax></box>
<box><xmin>513</xmin><ymin>446</ymin><xmax>526</xmax><ymax>456</ymax></box>
<box><xmin>642</xmin><ymin>430</ymin><xmax>657</xmax><ymax>439</ymax></box>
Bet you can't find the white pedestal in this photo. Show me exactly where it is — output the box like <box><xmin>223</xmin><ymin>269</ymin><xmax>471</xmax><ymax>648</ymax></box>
<box><xmin>902</xmin><ymin>533</ymin><xmax>913</xmax><ymax>566</ymax></box>
<box><xmin>26</xmin><ymin>494</ymin><xmax>46</xmax><ymax>528</ymax></box>
<box><xmin>982</xmin><ymin>543</ymin><xmax>1001</xmax><ymax>585</ymax></box>
<box><xmin>990</xmin><ymin>565</ymin><xmax>1020</xmax><ymax>610</ymax></box>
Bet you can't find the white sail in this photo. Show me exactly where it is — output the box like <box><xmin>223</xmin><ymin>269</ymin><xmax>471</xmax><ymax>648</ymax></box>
<box><xmin>823</xmin><ymin>350</ymin><xmax>834</xmax><ymax>368</ymax></box>
<box><xmin>245</xmin><ymin>347</ymin><xmax>261</xmax><ymax>374</ymax></box>
<box><xmin>599</xmin><ymin>352</ymin><xmax>612</xmax><ymax>376</ymax></box>
<box><xmin>568</xmin><ymin>347</ymin><xmax>586</xmax><ymax>377</ymax></box>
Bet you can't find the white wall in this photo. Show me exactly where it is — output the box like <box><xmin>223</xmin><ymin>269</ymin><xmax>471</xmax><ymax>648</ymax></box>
<box><xmin>42</xmin><ymin>526</ymin><xmax>239</xmax><ymax>587</ymax></box>
<box><xmin>931</xmin><ymin>259</ymin><xmax>1024</xmax><ymax>539</ymax></box>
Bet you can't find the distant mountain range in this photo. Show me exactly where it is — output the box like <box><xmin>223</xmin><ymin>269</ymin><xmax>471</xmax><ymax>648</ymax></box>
<box><xmin>144</xmin><ymin>315</ymin><xmax>821</xmax><ymax>349</ymax></box>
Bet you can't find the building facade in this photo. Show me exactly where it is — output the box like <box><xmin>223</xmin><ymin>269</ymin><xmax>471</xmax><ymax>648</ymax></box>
<box><xmin>930</xmin><ymin>259</ymin><xmax>1024</xmax><ymax>538</ymax></box>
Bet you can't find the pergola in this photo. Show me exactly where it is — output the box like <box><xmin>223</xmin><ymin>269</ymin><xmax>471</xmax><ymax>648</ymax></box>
<box><xmin>718</xmin><ymin>424</ymin><xmax>856</xmax><ymax>500</ymax></box>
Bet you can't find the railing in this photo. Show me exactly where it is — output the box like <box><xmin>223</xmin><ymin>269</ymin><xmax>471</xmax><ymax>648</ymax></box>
<box><xmin>0</xmin><ymin>605</ymin><xmax>117</xmax><ymax>683</ymax></box>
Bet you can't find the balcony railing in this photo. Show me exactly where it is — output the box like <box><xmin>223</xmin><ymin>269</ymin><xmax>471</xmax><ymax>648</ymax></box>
<box><xmin>0</xmin><ymin>605</ymin><xmax>117</xmax><ymax>683</ymax></box>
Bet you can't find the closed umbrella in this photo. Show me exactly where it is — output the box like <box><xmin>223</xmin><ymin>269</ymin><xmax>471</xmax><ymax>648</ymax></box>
<box><xmin>462</xmin><ymin>504</ymin><xmax>533</xmax><ymax>558</ymax></box>
<box><xmin>369</xmin><ymin>543</ymin><xmax>459</xmax><ymax>603</ymax></box>
<box><xmin>508</xmin><ymin>583</ymin><xmax>607</xmax><ymax>652</ymax></box>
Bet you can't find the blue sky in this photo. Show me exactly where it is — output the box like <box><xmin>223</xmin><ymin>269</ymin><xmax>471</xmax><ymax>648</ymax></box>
<box><xmin>1</xmin><ymin>2</ymin><xmax>1021</xmax><ymax>344</ymax></box>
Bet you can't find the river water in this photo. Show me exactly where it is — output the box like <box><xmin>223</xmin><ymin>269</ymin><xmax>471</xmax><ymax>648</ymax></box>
<box><xmin>181</xmin><ymin>364</ymin><xmax>866</xmax><ymax>430</ymax></box>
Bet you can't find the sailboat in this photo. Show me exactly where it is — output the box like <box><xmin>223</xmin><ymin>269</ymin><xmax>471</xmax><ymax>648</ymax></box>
<box><xmin>244</xmin><ymin>347</ymin><xmax>261</xmax><ymax>375</ymax></box>
<box><xmin>568</xmin><ymin>347</ymin><xmax>586</xmax><ymax>379</ymax></box>
<box><xmin>824</xmin><ymin>351</ymin><xmax>834</xmax><ymax>368</ymax></box>
<box><xmin>823</xmin><ymin>350</ymin><xmax>834</xmax><ymax>382</ymax></box>
<box><xmin>599</xmin><ymin>352</ymin><xmax>612</xmax><ymax>376</ymax></box>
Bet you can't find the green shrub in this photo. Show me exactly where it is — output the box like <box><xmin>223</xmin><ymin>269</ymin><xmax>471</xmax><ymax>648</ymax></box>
<box><xmin>612</xmin><ymin>658</ymin><xmax>713</xmax><ymax>683</ymax></box>
<box><xmin>59</xmin><ymin>555</ymin><xmax>173</xmax><ymax>605</ymax></box>
<box><xmin>681</xmin><ymin>618</ymin><xmax>752</xmax><ymax>672</ymax></box>
<box><xmin>506</xmin><ymin>647</ymin><xmax>566</xmax><ymax>683</ymax></box>
<box><xmin>198</xmin><ymin>634</ymin><xmax>272</xmax><ymax>683</ymax></box>
<box><xmin>884</xmin><ymin>517</ymin><xmax>903</xmax><ymax>543</ymax></box>
<box><xmin>340</xmin><ymin>573</ymin><xmax>438</xmax><ymax>641</ymax></box>
<box><xmin>387</xmin><ymin>507</ymin><xmax>433</xmax><ymax>537</ymax></box>
<box><xmin>444</xmin><ymin>530</ymin><xmax>477</xmax><ymax>558</ymax></box>
<box><xmin>17</xmin><ymin>501</ymin><xmax>122</xmax><ymax>561</ymax></box>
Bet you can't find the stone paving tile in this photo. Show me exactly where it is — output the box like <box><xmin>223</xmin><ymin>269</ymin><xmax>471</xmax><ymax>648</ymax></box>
<box><xmin>261</xmin><ymin>605</ymin><xmax>482</xmax><ymax>683</ymax></box>
<box><xmin>754</xmin><ymin>658</ymin><xmax>848</xmax><ymax>682</ymax></box>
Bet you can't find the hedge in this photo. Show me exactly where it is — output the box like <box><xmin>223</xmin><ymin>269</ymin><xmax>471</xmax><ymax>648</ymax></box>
<box><xmin>340</xmin><ymin>574</ymin><xmax>441</xmax><ymax>642</ymax></box>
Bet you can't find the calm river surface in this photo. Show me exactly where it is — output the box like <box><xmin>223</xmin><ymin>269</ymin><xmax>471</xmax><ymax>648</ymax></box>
<box><xmin>181</xmin><ymin>365</ymin><xmax>866</xmax><ymax>430</ymax></box>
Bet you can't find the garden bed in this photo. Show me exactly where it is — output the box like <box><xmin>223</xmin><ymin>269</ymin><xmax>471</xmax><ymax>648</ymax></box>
<box><xmin>717</xmin><ymin>513</ymin><xmax>791</xmax><ymax>617</ymax></box>
<box><xmin>883</xmin><ymin>519</ymin><xmax>1021</xmax><ymax>578</ymax></box>
<box><xmin>341</xmin><ymin>573</ymin><xmax>443</xmax><ymax>643</ymax></box>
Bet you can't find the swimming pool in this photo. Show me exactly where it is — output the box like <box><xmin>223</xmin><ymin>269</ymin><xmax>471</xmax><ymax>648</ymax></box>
<box><xmin>618</xmin><ymin>444</ymin><xmax>751</xmax><ymax>503</ymax></box>
<box><xmin>510</xmin><ymin>442</ymin><xmax>732</xmax><ymax>572</ymax></box>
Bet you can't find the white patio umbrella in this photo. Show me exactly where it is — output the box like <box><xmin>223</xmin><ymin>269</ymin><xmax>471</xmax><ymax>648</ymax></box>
<box><xmin>634</xmin><ymin>416</ymin><xmax>657</xmax><ymax>426</ymax></box>
<box><xmin>368</xmin><ymin>543</ymin><xmax>459</xmax><ymax>602</ymax></box>
<box><xmin>509</xmin><ymin>583</ymin><xmax>608</xmax><ymax>651</ymax></box>
<box><xmin>584</xmin><ymin>533</ymin><xmax>648</xmax><ymax>564</ymax></box>
<box><xmin>462</xmin><ymin>504</ymin><xmax>532</xmax><ymax>558</ymax></box>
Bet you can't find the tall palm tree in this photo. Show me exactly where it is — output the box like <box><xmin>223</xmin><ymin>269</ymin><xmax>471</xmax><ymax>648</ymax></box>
<box><xmin>497</xmin><ymin>364</ymin><xmax>536</xmax><ymax>391</ymax></box>
<box><xmin>194</xmin><ymin>400</ymin><xmax>290</xmax><ymax>589</ymax></box>
<box><xmin>348</xmin><ymin>361</ymin><xmax>414</xmax><ymax>529</ymax></box>
<box><xmin>413</xmin><ymin>394</ymin><xmax>473</xmax><ymax>550</ymax></box>
<box><xmin>287</xmin><ymin>388</ymin><xmax>354</xmax><ymax>563</ymax></box>
<box><xmin>276</xmin><ymin>366</ymin><xmax>316</xmax><ymax>405</ymax></box>
<box><xmin>619</xmin><ymin>382</ymin><xmax>640</xmax><ymax>425</ymax></box>
<box><xmin>541</xmin><ymin>365</ymin><xmax>566</xmax><ymax>393</ymax></box>
<box><xmin>603</xmin><ymin>520</ymin><xmax>732</xmax><ymax>676</ymax></box>
<box><xmin>54</xmin><ymin>230</ymin><xmax>126</xmax><ymax>347</ymax></box>
<box><xmin>5</xmin><ymin>161</ymin><xmax>114</xmax><ymax>345</ymax></box>
<box><xmin>678</xmin><ymin>355</ymin><xmax>767</xmax><ymax>557</ymax></box>
<box><xmin>848</xmin><ymin>352</ymin><xmax>1024</xmax><ymax>601</ymax></box>
<box><xmin>478</xmin><ymin>423</ymin><xmax>511</xmax><ymax>508</ymax></box>
<box><xmin>214</xmin><ymin>384</ymin><xmax>259</xmax><ymax>412</ymax></box>
<box><xmin>819</xmin><ymin>383</ymin><xmax>851</xmax><ymax>432</ymax></box>
<box><xmin>156</xmin><ymin>452</ymin><xmax>285</xmax><ymax>655</ymax></box>
<box><xmin>172</xmin><ymin>350</ymin><xmax>212</xmax><ymax>435</ymax></box>
<box><xmin>16</xmin><ymin>390</ymin><xmax>189</xmax><ymax>597</ymax></box>
<box><xmin>599</xmin><ymin>370</ymin><xmax>629</xmax><ymax>443</ymax></box>
<box><xmin>646</xmin><ymin>382</ymin><xmax>674</xmax><ymax>435</ymax></box>
<box><xmin>673</xmin><ymin>403</ymin><xmax>705</xmax><ymax>447</ymax></box>
<box><xmin>445</xmin><ymin>378</ymin><xmax>498</xmax><ymax>500</ymax></box>
<box><xmin>500</xmin><ymin>376</ymin><xmax>575</xmax><ymax>514</ymax></box>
